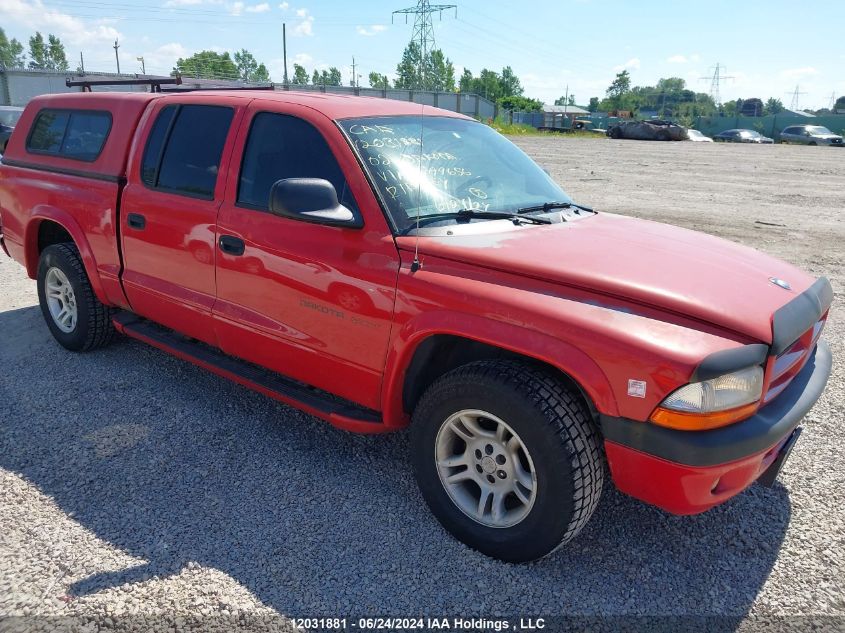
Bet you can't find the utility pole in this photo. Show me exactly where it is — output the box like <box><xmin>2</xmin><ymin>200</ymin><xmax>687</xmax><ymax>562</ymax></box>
<box><xmin>829</xmin><ymin>92</ymin><xmax>836</xmax><ymax>111</ymax></box>
<box><xmin>113</xmin><ymin>39</ymin><xmax>120</xmax><ymax>74</ymax></box>
<box><xmin>351</xmin><ymin>56</ymin><xmax>357</xmax><ymax>87</ymax></box>
<box><xmin>282</xmin><ymin>23</ymin><xmax>288</xmax><ymax>86</ymax></box>
<box><xmin>79</xmin><ymin>51</ymin><xmax>85</xmax><ymax>74</ymax></box>
<box><xmin>137</xmin><ymin>56</ymin><xmax>145</xmax><ymax>74</ymax></box>
<box><xmin>700</xmin><ymin>63</ymin><xmax>734</xmax><ymax>105</ymax></box>
<box><xmin>392</xmin><ymin>0</ymin><xmax>457</xmax><ymax>89</ymax></box>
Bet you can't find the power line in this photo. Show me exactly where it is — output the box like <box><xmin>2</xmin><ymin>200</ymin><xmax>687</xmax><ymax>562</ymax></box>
<box><xmin>392</xmin><ymin>0</ymin><xmax>457</xmax><ymax>87</ymax></box>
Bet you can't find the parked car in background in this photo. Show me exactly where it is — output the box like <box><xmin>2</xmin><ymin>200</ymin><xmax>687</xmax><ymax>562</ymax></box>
<box><xmin>713</xmin><ymin>129</ymin><xmax>774</xmax><ymax>144</ymax></box>
<box><xmin>686</xmin><ymin>129</ymin><xmax>713</xmax><ymax>143</ymax></box>
<box><xmin>606</xmin><ymin>119</ymin><xmax>687</xmax><ymax>141</ymax></box>
<box><xmin>779</xmin><ymin>125</ymin><xmax>844</xmax><ymax>147</ymax></box>
<box><xmin>0</xmin><ymin>106</ymin><xmax>24</xmax><ymax>154</ymax></box>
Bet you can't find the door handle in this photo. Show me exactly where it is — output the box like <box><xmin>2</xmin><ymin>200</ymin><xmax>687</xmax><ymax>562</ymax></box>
<box><xmin>127</xmin><ymin>213</ymin><xmax>146</xmax><ymax>230</ymax></box>
<box><xmin>219</xmin><ymin>235</ymin><xmax>245</xmax><ymax>256</ymax></box>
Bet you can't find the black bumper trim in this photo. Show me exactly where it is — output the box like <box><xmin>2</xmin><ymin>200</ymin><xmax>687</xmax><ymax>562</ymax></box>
<box><xmin>601</xmin><ymin>340</ymin><xmax>831</xmax><ymax>467</ymax></box>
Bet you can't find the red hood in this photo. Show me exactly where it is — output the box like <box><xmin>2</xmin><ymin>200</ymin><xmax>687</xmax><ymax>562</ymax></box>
<box><xmin>398</xmin><ymin>213</ymin><xmax>816</xmax><ymax>344</ymax></box>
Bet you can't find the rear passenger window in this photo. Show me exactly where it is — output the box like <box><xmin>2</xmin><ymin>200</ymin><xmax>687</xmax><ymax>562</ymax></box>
<box><xmin>142</xmin><ymin>104</ymin><xmax>234</xmax><ymax>199</ymax></box>
<box><xmin>27</xmin><ymin>109</ymin><xmax>111</xmax><ymax>161</ymax></box>
<box><xmin>237</xmin><ymin>112</ymin><xmax>358</xmax><ymax>213</ymax></box>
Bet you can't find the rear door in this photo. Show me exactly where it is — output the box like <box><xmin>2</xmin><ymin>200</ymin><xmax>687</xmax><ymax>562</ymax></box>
<box><xmin>120</xmin><ymin>97</ymin><xmax>244</xmax><ymax>344</ymax></box>
<box><xmin>212</xmin><ymin>102</ymin><xmax>400</xmax><ymax>410</ymax></box>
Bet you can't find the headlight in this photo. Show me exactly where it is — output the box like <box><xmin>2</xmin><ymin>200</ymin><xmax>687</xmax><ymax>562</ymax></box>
<box><xmin>650</xmin><ymin>366</ymin><xmax>764</xmax><ymax>431</ymax></box>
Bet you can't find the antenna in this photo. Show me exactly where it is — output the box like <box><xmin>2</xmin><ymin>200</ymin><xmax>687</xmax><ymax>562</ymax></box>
<box><xmin>786</xmin><ymin>85</ymin><xmax>807</xmax><ymax>111</ymax></box>
<box><xmin>410</xmin><ymin>102</ymin><xmax>424</xmax><ymax>273</ymax></box>
<box><xmin>699</xmin><ymin>63</ymin><xmax>734</xmax><ymax>105</ymax></box>
<box><xmin>392</xmin><ymin>0</ymin><xmax>457</xmax><ymax>89</ymax></box>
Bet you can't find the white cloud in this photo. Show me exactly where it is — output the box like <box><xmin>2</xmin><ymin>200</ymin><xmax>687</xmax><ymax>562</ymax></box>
<box><xmin>245</xmin><ymin>2</ymin><xmax>270</xmax><ymax>11</ymax></box>
<box><xmin>293</xmin><ymin>52</ymin><xmax>313</xmax><ymax>65</ymax></box>
<box><xmin>613</xmin><ymin>58</ymin><xmax>640</xmax><ymax>72</ymax></box>
<box><xmin>278</xmin><ymin>1</ymin><xmax>289</xmax><ymax>8</ymax></box>
<box><xmin>356</xmin><ymin>24</ymin><xmax>387</xmax><ymax>36</ymax></box>
<box><xmin>780</xmin><ymin>67</ymin><xmax>819</xmax><ymax>79</ymax></box>
<box><xmin>667</xmin><ymin>54</ymin><xmax>687</xmax><ymax>64</ymax></box>
<box><xmin>292</xmin><ymin>9</ymin><xmax>314</xmax><ymax>36</ymax></box>
<box><xmin>230</xmin><ymin>1</ymin><xmax>244</xmax><ymax>15</ymax></box>
<box><xmin>0</xmin><ymin>0</ymin><xmax>121</xmax><ymax>48</ymax></box>
<box><xmin>690</xmin><ymin>53</ymin><xmax>701</xmax><ymax>63</ymax></box>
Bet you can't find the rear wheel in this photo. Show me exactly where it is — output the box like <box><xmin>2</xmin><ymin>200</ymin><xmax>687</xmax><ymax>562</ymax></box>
<box><xmin>610</xmin><ymin>127</ymin><xmax>623</xmax><ymax>139</ymax></box>
<box><xmin>410</xmin><ymin>360</ymin><xmax>604</xmax><ymax>562</ymax></box>
<box><xmin>37</xmin><ymin>243</ymin><xmax>116</xmax><ymax>351</ymax></box>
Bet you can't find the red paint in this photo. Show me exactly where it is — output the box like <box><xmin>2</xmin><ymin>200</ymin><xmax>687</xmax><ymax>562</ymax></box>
<box><xmin>604</xmin><ymin>438</ymin><xmax>788</xmax><ymax>515</ymax></box>
<box><xmin>0</xmin><ymin>90</ymin><xmax>831</xmax><ymax>517</ymax></box>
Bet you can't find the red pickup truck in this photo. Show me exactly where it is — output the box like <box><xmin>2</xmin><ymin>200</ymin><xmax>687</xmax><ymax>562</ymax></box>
<box><xmin>0</xmin><ymin>88</ymin><xmax>832</xmax><ymax>562</ymax></box>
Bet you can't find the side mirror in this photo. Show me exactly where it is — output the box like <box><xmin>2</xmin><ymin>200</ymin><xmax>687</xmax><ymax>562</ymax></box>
<box><xmin>268</xmin><ymin>178</ymin><xmax>360</xmax><ymax>227</ymax></box>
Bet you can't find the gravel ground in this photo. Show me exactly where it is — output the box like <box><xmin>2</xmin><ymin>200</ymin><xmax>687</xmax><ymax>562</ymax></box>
<box><xmin>1</xmin><ymin>138</ymin><xmax>843</xmax><ymax>631</ymax></box>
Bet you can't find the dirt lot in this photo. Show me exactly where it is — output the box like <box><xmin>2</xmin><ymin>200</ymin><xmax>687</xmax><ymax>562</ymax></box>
<box><xmin>1</xmin><ymin>138</ymin><xmax>843</xmax><ymax>630</ymax></box>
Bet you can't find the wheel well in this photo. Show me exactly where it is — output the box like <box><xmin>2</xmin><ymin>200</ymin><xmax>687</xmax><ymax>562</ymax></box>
<box><xmin>402</xmin><ymin>335</ymin><xmax>598</xmax><ymax>421</ymax></box>
<box><xmin>37</xmin><ymin>220</ymin><xmax>73</xmax><ymax>254</ymax></box>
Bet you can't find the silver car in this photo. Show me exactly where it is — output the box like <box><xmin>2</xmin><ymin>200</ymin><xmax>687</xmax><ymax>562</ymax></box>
<box><xmin>779</xmin><ymin>125</ymin><xmax>843</xmax><ymax>146</ymax></box>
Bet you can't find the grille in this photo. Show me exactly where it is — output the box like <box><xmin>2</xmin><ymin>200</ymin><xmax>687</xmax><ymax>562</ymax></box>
<box><xmin>764</xmin><ymin>311</ymin><xmax>827</xmax><ymax>404</ymax></box>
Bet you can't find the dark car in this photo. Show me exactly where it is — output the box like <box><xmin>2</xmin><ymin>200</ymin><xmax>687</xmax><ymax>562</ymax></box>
<box><xmin>779</xmin><ymin>125</ymin><xmax>843</xmax><ymax>146</ymax></box>
<box><xmin>0</xmin><ymin>106</ymin><xmax>24</xmax><ymax>154</ymax></box>
<box><xmin>713</xmin><ymin>129</ymin><xmax>774</xmax><ymax>144</ymax></box>
<box><xmin>606</xmin><ymin>119</ymin><xmax>687</xmax><ymax>141</ymax></box>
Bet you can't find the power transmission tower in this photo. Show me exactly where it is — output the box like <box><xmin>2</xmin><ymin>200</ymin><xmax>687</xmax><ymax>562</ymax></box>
<box><xmin>786</xmin><ymin>85</ymin><xmax>807</xmax><ymax>111</ymax></box>
<box><xmin>700</xmin><ymin>63</ymin><xmax>734</xmax><ymax>105</ymax></box>
<box><xmin>392</xmin><ymin>0</ymin><xmax>457</xmax><ymax>88</ymax></box>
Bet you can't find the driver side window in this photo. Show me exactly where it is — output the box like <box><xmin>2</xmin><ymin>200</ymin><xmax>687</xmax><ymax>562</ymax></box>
<box><xmin>237</xmin><ymin>112</ymin><xmax>358</xmax><ymax>214</ymax></box>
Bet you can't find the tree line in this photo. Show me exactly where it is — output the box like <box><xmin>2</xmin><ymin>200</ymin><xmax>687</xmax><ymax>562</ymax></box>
<box><xmin>592</xmin><ymin>69</ymin><xmax>840</xmax><ymax>122</ymax></box>
<box><xmin>0</xmin><ymin>28</ymin><xmax>69</xmax><ymax>71</ymax></box>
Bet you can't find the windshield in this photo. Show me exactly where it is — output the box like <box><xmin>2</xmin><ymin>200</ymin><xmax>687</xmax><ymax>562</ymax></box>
<box><xmin>0</xmin><ymin>109</ymin><xmax>23</xmax><ymax>127</ymax></box>
<box><xmin>740</xmin><ymin>130</ymin><xmax>761</xmax><ymax>138</ymax></box>
<box><xmin>339</xmin><ymin>116</ymin><xmax>571</xmax><ymax>232</ymax></box>
<box><xmin>806</xmin><ymin>126</ymin><xmax>833</xmax><ymax>135</ymax></box>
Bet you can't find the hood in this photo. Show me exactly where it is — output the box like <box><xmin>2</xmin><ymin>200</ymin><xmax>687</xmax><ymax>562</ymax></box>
<box><xmin>398</xmin><ymin>213</ymin><xmax>817</xmax><ymax>344</ymax></box>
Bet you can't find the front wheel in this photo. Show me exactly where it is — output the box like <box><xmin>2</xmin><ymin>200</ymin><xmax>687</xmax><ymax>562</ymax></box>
<box><xmin>410</xmin><ymin>360</ymin><xmax>604</xmax><ymax>562</ymax></box>
<box><xmin>37</xmin><ymin>243</ymin><xmax>116</xmax><ymax>351</ymax></box>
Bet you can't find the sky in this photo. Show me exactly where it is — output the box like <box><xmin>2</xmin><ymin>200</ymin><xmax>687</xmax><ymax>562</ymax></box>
<box><xmin>2</xmin><ymin>0</ymin><xmax>844</xmax><ymax>110</ymax></box>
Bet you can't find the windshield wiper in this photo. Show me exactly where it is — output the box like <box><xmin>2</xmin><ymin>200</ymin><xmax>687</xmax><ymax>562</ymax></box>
<box><xmin>409</xmin><ymin>208</ymin><xmax>552</xmax><ymax>230</ymax></box>
<box><xmin>517</xmin><ymin>201</ymin><xmax>594</xmax><ymax>214</ymax></box>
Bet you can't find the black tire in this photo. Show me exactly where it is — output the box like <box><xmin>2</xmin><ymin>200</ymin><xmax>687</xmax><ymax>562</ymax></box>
<box><xmin>410</xmin><ymin>360</ymin><xmax>604</xmax><ymax>562</ymax></box>
<box><xmin>37</xmin><ymin>243</ymin><xmax>116</xmax><ymax>351</ymax></box>
<box><xmin>808</xmin><ymin>141</ymin><xmax>817</xmax><ymax>146</ymax></box>
<box><xmin>609</xmin><ymin>127</ymin><xmax>623</xmax><ymax>139</ymax></box>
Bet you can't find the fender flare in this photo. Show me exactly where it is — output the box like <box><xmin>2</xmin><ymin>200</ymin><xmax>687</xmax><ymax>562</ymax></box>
<box><xmin>24</xmin><ymin>206</ymin><xmax>109</xmax><ymax>304</ymax></box>
<box><xmin>380</xmin><ymin>310</ymin><xmax>619</xmax><ymax>428</ymax></box>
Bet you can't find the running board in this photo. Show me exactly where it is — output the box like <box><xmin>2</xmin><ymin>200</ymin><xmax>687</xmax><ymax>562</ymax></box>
<box><xmin>112</xmin><ymin>312</ymin><xmax>386</xmax><ymax>433</ymax></box>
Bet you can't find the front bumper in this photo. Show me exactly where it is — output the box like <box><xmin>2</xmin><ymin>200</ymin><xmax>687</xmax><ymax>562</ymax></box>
<box><xmin>601</xmin><ymin>339</ymin><xmax>831</xmax><ymax>514</ymax></box>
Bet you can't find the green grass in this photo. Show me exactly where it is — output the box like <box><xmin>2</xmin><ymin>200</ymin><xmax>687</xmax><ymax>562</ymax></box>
<box><xmin>490</xmin><ymin>120</ymin><xmax>543</xmax><ymax>135</ymax></box>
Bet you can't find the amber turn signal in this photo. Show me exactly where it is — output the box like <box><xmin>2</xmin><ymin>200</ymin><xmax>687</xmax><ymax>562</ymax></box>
<box><xmin>649</xmin><ymin>401</ymin><xmax>760</xmax><ymax>431</ymax></box>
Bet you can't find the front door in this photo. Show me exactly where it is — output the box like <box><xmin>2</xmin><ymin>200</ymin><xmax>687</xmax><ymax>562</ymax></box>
<box><xmin>213</xmin><ymin>104</ymin><xmax>400</xmax><ymax>410</ymax></box>
<box><xmin>120</xmin><ymin>99</ymin><xmax>242</xmax><ymax>344</ymax></box>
